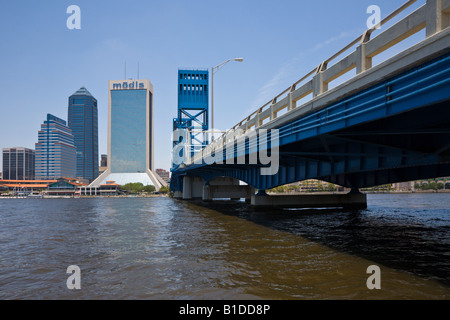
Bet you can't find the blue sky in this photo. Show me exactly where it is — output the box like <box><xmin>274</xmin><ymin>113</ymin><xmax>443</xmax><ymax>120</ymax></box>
<box><xmin>0</xmin><ymin>0</ymin><xmax>425</xmax><ymax>172</ymax></box>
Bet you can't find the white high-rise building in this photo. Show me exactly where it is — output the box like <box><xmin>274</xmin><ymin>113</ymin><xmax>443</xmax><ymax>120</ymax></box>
<box><xmin>90</xmin><ymin>79</ymin><xmax>166</xmax><ymax>189</ymax></box>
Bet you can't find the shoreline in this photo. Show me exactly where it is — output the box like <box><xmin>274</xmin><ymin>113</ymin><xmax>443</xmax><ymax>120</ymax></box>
<box><xmin>2</xmin><ymin>191</ymin><xmax>450</xmax><ymax>199</ymax></box>
<box><xmin>0</xmin><ymin>194</ymin><xmax>170</xmax><ymax>199</ymax></box>
<box><xmin>269</xmin><ymin>190</ymin><xmax>450</xmax><ymax>195</ymax></box>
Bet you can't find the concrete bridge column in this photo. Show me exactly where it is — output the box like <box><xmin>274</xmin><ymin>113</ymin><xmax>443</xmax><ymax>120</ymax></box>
<box><xmin>172</xmin><ymin>175</ymin><xmax>183</xmax><ymax>199</ymax></box>
<box><xmin>182</xmin><ymin>176</ymin><xmax>192</xmax><ymax>199</ymax></box>
<box><xmin>202</xmin><ymin>183</ymin><xmax>211</xmax><ymax>201</ymax></box>
<box><xmin>182</xmin><ymin>176</ymin><xmax>204</xmax><ymax>200</ymax></box>
<box><xmin>173</xmin><ymin>190</ymin><xmax>183</xmax><ymax>199</ymax></box>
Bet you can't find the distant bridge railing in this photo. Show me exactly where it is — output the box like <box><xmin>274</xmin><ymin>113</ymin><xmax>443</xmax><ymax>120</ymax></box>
<box><xmin>181</xmin><ymin>0</ymin><xmax>450</xmax><ymax>168</ymax></box>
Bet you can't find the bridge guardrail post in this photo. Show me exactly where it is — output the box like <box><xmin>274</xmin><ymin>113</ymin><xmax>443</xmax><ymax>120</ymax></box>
<box><xmin>256</xmin><ymin>109</ymin><xmax>262</xmax><ymax>128</ymax></box>
<box><xmin>288</xmin><ymin>84</ymin><xmax>296</xmax><ymax>111</ymax></box>
<box><xmin>356</xmin><ymin>30</ymin><xmax>373</xmax><ymax>74</ymax></box>
<box><xmin>270</xmin><ymin>98</ymin><xmax>277</xmax><ymax>121</ymax></box>
<box><xmin>426</xmin><ymin>0</ymin><xmax>449</xmax><ymax>37</ymax></box>
<box><xmin>313</xmin><ymin>61</ymin><xmax>328</xmax><ymax>97</ymax></box>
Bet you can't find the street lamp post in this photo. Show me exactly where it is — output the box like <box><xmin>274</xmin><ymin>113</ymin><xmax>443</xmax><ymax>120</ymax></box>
<box><xmin>211</xmin><ymin>57</ymin><xmax>244</xmax><ymax>141</ymax></box>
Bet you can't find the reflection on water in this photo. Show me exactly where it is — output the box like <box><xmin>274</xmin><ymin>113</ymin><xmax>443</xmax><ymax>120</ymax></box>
<box><xmin>0</xmin><ymin>194</ymin><xmax>449</xmax><ymax>299</ymax></box>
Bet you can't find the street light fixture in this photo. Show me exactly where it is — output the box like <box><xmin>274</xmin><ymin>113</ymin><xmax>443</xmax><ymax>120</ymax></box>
<box><xmin>211</xmin><ymin>57</ymin><xmax>244</xmax><ymax>141</ymax></box>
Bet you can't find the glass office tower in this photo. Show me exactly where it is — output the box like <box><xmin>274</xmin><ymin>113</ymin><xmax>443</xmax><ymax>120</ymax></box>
<box><xmin>2</xmin><ymin>147</ymin><xmax>35</xmax><ymax>180</ymax></box>
<box><xmin>68</xmin><ymin>87</ymin><xmax>99</xmax><ymax>182</ymax></box>
<box><xmin>90</xmin><ymin>79</ymin><xmax>165</xmax><ymax>189</ymax></box>
<box><xmin>110</xmin><ymin>89</ymin><xmax>148</xmax><ymax>173</ymax></box>
<box><xmin>35</xmin><ymin>114</ymin><xmax>77</xmax><ymax>179</ymax></box>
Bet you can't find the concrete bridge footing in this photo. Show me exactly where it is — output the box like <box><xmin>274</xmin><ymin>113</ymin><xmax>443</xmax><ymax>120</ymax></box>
<box><xmin>202</xmin><ymin>184</ymin><xmax>255</xmax><ymax>201</ymax></box>
<box><xmin>174</xmin><ymin>175</ymin><xmax>367</xmax><ymax>210</ymax></box>
<box><xmin>250</xmin><ymin>192</ymin><xmax>367</xmax><ymax>210</ymax></box>
<box><xmin>174</xmin><ymin>176</ymin><xmax>255</xmax><ymax>201</ymax></box>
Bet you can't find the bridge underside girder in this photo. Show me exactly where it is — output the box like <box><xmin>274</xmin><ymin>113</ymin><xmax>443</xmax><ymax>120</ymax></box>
<box><xmin>172</xmin><ymin>98</ymin><xmax>450</xmax><ymax>191</ymax></box>
<box><xmin>275</xmin><ymin>99</ymin><xmax>450</xmax><ymax>189</ymax></box>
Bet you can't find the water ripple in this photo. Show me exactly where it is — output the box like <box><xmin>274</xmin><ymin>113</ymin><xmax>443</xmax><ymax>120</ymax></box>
<box><xmin>0</xmin><ymin>194</ymin><xmax>449</xmax><ymax>299</ymax></box>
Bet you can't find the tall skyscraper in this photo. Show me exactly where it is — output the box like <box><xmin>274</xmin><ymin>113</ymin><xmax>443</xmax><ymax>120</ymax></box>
<box><xmin>90</xmin><ymin>79</ymin><xmax>165</xmax><ymax>189</ymax></box>
<box><xmin>35</xmin><ymin>114</ymin><xmax>77</xmax><ymax>179</ymax></box>
<box><xmin>68</xmin><ymin>87</ymin><xmax>99</xmax><ymax>182</ymax></box>
<box><xmin>2</xmin><ymin>147</ymin><xmax>35</xmax><ymax>180</ymax></box>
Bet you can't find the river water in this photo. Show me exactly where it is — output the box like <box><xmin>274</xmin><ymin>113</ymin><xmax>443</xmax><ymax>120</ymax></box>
<box><xmin>0</xmin><ymin>193</ymin><xmax>449</xmax><ymax>299</ymax></box>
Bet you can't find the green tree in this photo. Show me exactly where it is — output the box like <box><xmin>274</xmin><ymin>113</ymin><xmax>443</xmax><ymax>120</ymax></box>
<box><xmin>121</xmin><ymin>182</ymin><xmax>144</xmax><ymax>194</ymax></box>
<box><xmin>158</xmin><ymin>186</ymin><xmax>170</xmax><ymax>194</ymax></box>
<box><xmin>269</xmin><ymin>186</ymin><xmax>283</xmax><ymax>193</ymax></box>
<box><xmin>428</xmin><ymin>182</ymin><xmax>437</xmax><ymax>190</ymax></box>
<box><xmin>143</xmin><ymin>185</ymin><xmax>156</xmax><ymax>193</ymax></box>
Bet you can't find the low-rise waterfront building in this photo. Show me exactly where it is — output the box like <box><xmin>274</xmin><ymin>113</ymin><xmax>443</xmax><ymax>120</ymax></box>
<box><xmin>392</xmin><ymin>181</ymin><xmax>415</xmax><ymax>192</ymax></box>
<box><xmin>78</xmin><ymin>180</ymin><xmax>121</xmax><ymax>196</ymax></box>
<box><xmin>0</xmin><ymin>177</ymin><xmax>85</xmax><ymax>196</ymax></box>
<box><xmin>47</xmin><ymin>178</ymin><xmax>86</xmax><ymax>196</ymax></box>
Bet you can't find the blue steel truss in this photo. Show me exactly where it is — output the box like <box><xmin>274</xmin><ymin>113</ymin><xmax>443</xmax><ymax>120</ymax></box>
<box><xmin>173</xmin><ymin>69</ymin><xmax>209</xmax><ymax>161</ymax></box>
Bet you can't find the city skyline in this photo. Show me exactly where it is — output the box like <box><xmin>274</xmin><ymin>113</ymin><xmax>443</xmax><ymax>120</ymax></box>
<box><xmin>0</xmin><ymin>1</ymin><xmax>426</xmax><ymax>172</ymax></box>
<box><xmin>0</xmin><ymin>0</ymin><xmax>448</xmax><ymax>303</ymax></box>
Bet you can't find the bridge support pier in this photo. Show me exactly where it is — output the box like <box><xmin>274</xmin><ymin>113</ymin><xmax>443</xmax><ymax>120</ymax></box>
<box><xmin>202</xmin><ymin>184</ymin><xmax>254</xmax><ymax>201</ymax></box>
<box><xmin>251</xmin><ymin>191</ymin><xmax>367</xmax><ymax>210</ymax></box>
<box><xmin>173</xmin><ymin>190</ymin><xmax>182</xmax><ymax>199</ymax></box>
<box><xmin>177</xmin><ymin>176</ymin><xmax>256</xmax><ymax>202</ymax></box>
<box><xmin>182</xmin><ymin>176</ymin><xmax>205</xmax><ymax>200</ymax></box>
<box><xmin>202</xmin><ymin>178</ymin><xmax>254</xmax><ymax>201</ymax></box>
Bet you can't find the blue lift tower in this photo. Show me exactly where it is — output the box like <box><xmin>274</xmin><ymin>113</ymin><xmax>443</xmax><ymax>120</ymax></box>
<box><xmin>173</xmin><ymin>69</ymin><xmax>209</xmax><ymax>163</ymax></box>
